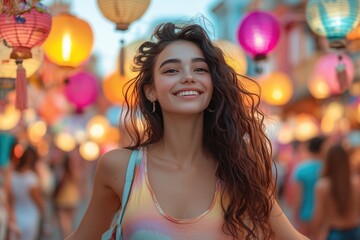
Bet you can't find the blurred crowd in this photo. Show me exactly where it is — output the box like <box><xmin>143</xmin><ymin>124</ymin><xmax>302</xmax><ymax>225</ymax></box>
<box><xmin>1</xmin><ymin>130</ymin><xmax>360</xmax><ymax>240</ymax></box>
<box><xmin>0</xmin><ymin>131</ymin><xmax>96</xmax><ymax>240</ymax></box>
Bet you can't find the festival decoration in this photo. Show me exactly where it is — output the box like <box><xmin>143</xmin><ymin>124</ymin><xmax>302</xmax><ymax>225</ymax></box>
<box><xmin>43</xmin><ymin>13</ymin><xmax>94</xmax><ymax>68</ymax></box>
<box><xmin>306</xmin><ymin>0</ymin><xmax>360</xmax><ymax>48</ymax></box>
<box><xmin>237</xmin><ymin>10</ymin><xmax>280</xmax><ymax>73</ymax></box>
<box><xmin>0</xmin><ymin>0</ymin><xmax>52</xmax><ymax>110</ymax></box>
<box><xmin>64</xmin><ymin>71</ymin><xmax>99</xmax><ymax>112</ymax></box>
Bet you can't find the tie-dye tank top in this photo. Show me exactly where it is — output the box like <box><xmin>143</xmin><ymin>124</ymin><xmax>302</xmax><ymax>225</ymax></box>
<box><xmin>121</xmin><ymin>149</ymin><xmax>234</xmax><ymax>240</ymax></box>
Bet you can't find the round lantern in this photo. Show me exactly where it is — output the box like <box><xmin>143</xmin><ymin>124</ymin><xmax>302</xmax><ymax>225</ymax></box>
<box><xmin>215</xmin><ymin>40</ymin><xmax>247</xmax><ymax>75</ymax></box>
<box><xmin>79</xmin><ymin>141</ymin><xmax>100</xmax><ymax>161</ymax></box>
<box><xmin>347</xmin><ymin>24</ymin><xmax>360</xmax><ymax>41</ymax></box>
<box><xmin>102</xmin><ymin>71</ymin><xmax>135</xmax><ymax>106</ymax></box>
<box><xmin>0</xmin><ymin>1</ymin><xmax>52</xmax><ymax>110</ymax></box>
<box><xmin>312</xmin><ymin>52</ymin><xmax>354</xmax><ymax>95</ymax></box>
<box><xmin>306</xmin><ymin>0</ymin><xmax>360</xmax><ymax>48</ymax></box>
<box><xmin>118</xmin><ymin>39</ymin><xmax>145</xmax><ymax>80</ymax></box>
<box><xmin>43</xmin><ymin>13</ymin><xmax>94</xmax><ymax>68</ymax></box>
<box><xmin>0</xmin><ymin>104</ymin><xmax>21</xmax><ymax>130</ymax></box>
<box><xmin>0</xmin><ymin>41</ymin><xmax>44</xmax><ymax>79</ymax></box>
<box><xmin>97</xmin><ymin>0</ymin><xmax>151</xmax><ymax>30</ymax></box>
<box><xmin>260</xmin><ymin>71</ymin><xmax>293</xmax><ymax>106</ymax></box>
<box><xmin>64</xmin><ymin>71</ymin><xmax>99</xmax><ymax>112</ymax></box>
<box><xmin>237</xmin><ymin>11</ymin><xmax>280</xmax><ymax>61</ymax></box>
<box><xmin>86</xmin><ymin>114</ymin><xmax>111</xmax><ymax>144</ymax></box>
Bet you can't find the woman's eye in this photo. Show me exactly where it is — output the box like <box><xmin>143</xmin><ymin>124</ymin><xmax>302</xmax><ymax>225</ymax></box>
<box><xmin>194</xmin><ymin>68</ymin><xmax>208</xmax><ymax>73</ymax></box>
<box><xmin>163</xmin><ymin>69</ymin><xmax>178</xmax><ymax>74</ymax></box>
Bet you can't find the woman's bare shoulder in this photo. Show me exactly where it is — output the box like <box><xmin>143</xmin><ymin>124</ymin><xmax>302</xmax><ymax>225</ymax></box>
<box><xmin>95</xmin><ymin>148</ymin><xmax>135</xmax><ymax>195</ymax></box>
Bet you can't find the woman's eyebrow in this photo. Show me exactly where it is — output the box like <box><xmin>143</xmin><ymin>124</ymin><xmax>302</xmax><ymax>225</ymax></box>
<box><xmin>159</xmin><ymin>57</ymin><xmax>207</xmax><ymax>69</ymax></box>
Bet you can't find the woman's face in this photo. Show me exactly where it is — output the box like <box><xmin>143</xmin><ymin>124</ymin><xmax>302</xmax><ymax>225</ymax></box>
<box><xmin>149</xmin><ymin>40</ymin><xmax>213</xmax><ymax>115</ymax></box>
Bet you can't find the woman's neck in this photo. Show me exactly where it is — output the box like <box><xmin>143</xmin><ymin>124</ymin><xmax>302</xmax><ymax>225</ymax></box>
<box><xmin>154</xmin><ymin>113</ymin><xmax>206</xmax><ymax>167</ymax></box>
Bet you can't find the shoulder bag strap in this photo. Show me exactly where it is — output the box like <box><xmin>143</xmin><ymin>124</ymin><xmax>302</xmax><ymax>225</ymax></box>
<box><xmin>114</xmin><ymin>149</ymin><xmax>140</xmax><ymax>239</ymax></box>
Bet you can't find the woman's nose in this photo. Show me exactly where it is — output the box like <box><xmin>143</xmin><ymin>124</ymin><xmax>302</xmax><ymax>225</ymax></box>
<box><xmin>181</xmin><ymin>72</ymin><xmax>196</xmax><ymax>84</ymax></box>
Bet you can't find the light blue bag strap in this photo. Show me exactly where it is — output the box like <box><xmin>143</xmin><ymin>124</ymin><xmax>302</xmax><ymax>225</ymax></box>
<box><xmin>114</xmin><ymin>149</ymin><xmax>140</xmax><ymax>239</ymax></box>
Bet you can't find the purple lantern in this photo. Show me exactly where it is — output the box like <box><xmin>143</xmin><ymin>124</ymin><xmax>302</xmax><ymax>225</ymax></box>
<box><xmin>64</xmin><ymin>71</ymin><xmax>99</xmax><ymax>111</ymax></box>
<box><xmin>312</xmin><ymin>53</ymin><xmax>354</xmax><ymax>95</ymax></box>
<box><xmin>237</xmin><ymin>11</ymin><xmax>281</xmax><ymax>60</ymax></box>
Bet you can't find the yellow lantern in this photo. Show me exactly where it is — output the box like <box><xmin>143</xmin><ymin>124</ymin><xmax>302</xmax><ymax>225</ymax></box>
<box><xmin>79</xmin><ymin>141</ymin><xmax>100</xmax><ymax>161</ymax></box>
<box><xmin>97</xmin><ymin>0</ymin><xmax>151</xmax><ymax>30</ymax></box>
<box><xmin>102</xmin><ymin>71</ymin><xmax>135</xmax><ymax>106</ymax></box>
<box><xmin>307</xmin><ymin>73</ymin><xmax>331</xmax><ymax>99</ymax></box>
<box><xmin>294</xmin><ymin>113</ymin><xmax>319</xmax><ymax>142</ymax></box>
<box><xmin>54</xmin><ymin>132</ymin><xmax>77</xmax><ymax>152</ymax></box>
<box><xmin>261</xmin><ymin>71</ymin><xmax>293</xmax><ymax>106</ymax></box>
<box><xmin>215</xmin><ymin>40</ymin><xmax>247</xmax><ymax>75</ymax></box>
<box><xmin>0</xmin><ymin>104</ymin><xmax>21</xmax><ymax>130</ymax></box>
<box><xmin>42</xmin><ymin>13</ymin><xmax>94</xmax><ymax>68</ymax></box>
<box><xmin>119</xmin><ymin>39</ymin><xmax>145</xmax><ymax>80</ymax></box>
<box><xmin>86</xmin><ymin>114</ymin><xmax>110</xmax><ymax>144</ymax></box>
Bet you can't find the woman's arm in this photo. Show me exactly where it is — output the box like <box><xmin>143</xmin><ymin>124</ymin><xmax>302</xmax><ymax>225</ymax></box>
<box><xmin>270</xmin><ymin>199</ymin><xmax>309</xmax><ymax>240</ymax></box>
<box><xmin>65</xmin><ymin>148</ymin><xmax>132</xmax><ymax>240</ymax></box>
<box><xmin>309</xmin><ymin>179</ymin><xmax>327</xmax><ymax>240</ymax></box>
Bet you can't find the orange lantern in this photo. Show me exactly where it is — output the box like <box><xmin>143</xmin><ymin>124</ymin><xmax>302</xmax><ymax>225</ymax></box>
<box><xmin>347</xmin><ymin>24</ymin><xmax>360</xmax><ymax>41</ymax></box>
<box><xmin>43</xmin><ymin>13</ymin><xmax>94</xmax><ymax>68</ymax></box>
<box><xmin>97</xmin><ymin>0</ymin><xmax>151</xmax><ymax>31</ymax></box>
<box><xmin>261</xmin><ymin>71</ymin><xmax>293</xmax><ymax>106</ymax></box>
<box><xmin>102</xmin><ymin>71</ymin><xmax>135</xmax><ymax>106</ymax></box>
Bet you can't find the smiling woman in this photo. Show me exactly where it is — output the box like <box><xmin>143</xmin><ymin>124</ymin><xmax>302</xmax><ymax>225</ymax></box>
<box><xmin>65</xmin><ymin>21</ymin><xmax>308</xmax><ymax>240</ymax></box>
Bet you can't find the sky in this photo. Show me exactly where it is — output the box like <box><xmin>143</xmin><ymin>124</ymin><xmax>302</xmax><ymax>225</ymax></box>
<box><xmin>42</xmin><ymin>0</ymin><xmax>221</xmax><ymax>77</ymax></box>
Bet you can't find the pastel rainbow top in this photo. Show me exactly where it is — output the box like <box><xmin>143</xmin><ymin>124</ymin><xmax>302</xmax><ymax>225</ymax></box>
<box><xmin>121</xmin><ymin>149</ymin><xmax>234</xmax><ymax>240</ymax></box>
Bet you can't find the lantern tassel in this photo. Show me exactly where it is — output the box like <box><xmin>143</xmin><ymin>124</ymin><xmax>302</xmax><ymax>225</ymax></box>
<box><xmin>15</xmin><ymin>59</ymin><xmax>27</xmax><ymax>110</ymax></box>
<box><xmin>336</xmin><ymin>54</ymin><xmax>347</xmax><ymax>93</ymax></box>
<box><xmin>119</xmin><ymin>39</ymin><xmax>125</xmax><ymax>76</ymax></box>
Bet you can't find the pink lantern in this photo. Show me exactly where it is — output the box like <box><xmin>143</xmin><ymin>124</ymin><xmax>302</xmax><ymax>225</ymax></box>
<box><xmin>0</xmin><ymin>1</ymin><xmax>52</xmax><ymax>110</ymax></box>
<box><xmin>312</xmin><ymin>53</ymin><xmax>354</xmax><ymax>95</ymax></box>
<box><xmin>64</xmin><ymin>71</ymin><xmax>99</xmax><ymax>112</ymax></box>
<box><xmin>237</xmin><ymin>11</ymin><xmax>280</xmax><ymax>60</ymax></box>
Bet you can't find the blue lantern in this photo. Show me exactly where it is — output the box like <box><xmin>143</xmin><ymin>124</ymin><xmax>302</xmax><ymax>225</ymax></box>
<box><xmin>306</xmin><ymin>0</ymin><xmax>360</xmax><ymax>48</ymax></box>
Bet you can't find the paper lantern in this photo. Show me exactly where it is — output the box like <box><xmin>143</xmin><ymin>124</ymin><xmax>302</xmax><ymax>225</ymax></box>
<box><xmin>43</xmin><ymin>13</ymin><xmax>94</xmax><ymax>68</ymax></box>
<box><xmin>54</xmin><ymin>132</ymin><xmax>76</xmax><ymax>152</ymax></box>
<box><xmin>102</xmin><ymin>71</ymin><xmax>134</xmax><ymax>106</ymax></box>
<box><xmin>261</xmin><ymin>71</ymin><xmax>293</xmax><ymax>106</ymax></box>
<box><xmin>312</xmin><ymin>53</ymin><xmax>354</xmax><ymax>94</ymax></box>
<box><xmin>79</xmin><ymin>141</ymin><xmax>100</xmax><ymax>161</ymax></box>
<box><xmin>0</xmin><ymin>2</ymin><xmax>52</xmax><ymax>110</ymax></box>
<box><xmin>86</xmin><ymin>114</ymin><xmax>110</xmax><ymax>144</ymax></box>
<box><xmin>0</xmin><ymin>104</ymin><xmax>21</xmax><ymax>130</ymax></box>
<box><xmin>118</xmin><ymin>39</ymin><xmax>144</xmax><ymax>80</ymax></box>
<box><xmin>0</xmin><ymin>41</ymin><xmax>44</xmax><ymax>78</ymax></box>
<box><xmin>306</xmin><ymin>0</ymin><xmax>360</xmax><ymax>48</ymax></box>
<box><xmin>215</xmin><ymin>40</ymin><xmax>247</xmax><ymax>75</ymax></box>
<box><xmin>347</xmin><ymin>24</ymin><xmax>360</xmax><ymax>41</ymax></box>
<box><xmin>294</xmin><ymin>113</ymin><xmax>319</xmax><ymax>142</ymax></box>
<box><xmin>64</xmin><ymin>71</ymin><xmax>99</xmax><ymax>111</ymax></box>
<box><xmin>237</xmin><ymin>11</ymin><xmax>280</xmax><ymax>60</ymax></box>
<box><xmin>97</xmin><ymin>0</ymin><xmax>151</xmax><ymax>30</ymax></box>
<box><xmin>307</xmin><ymin>73</ymin><xmax>331</xmax><ymax>99</ymax></box>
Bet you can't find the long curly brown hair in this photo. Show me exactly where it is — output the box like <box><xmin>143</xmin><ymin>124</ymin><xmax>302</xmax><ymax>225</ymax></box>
<box><xmin>123</xmin><ymin>21</ymin><xmax>275</xmax><ymax>239</ymax></box>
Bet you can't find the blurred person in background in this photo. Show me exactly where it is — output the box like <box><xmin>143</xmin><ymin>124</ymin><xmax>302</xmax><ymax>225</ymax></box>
<box><xmin>53</xmin><ymin>153</ymin><xmax>81</xmax><ymax>238</ymax></box>
<box><xmin>292</xmin><ymin>136</ymin><xmax>327</xmax><ymax>236</ymax></box>
<box><xmin>10</xmin><ymin>145</ymin><xmax>45</xmax><ymax>240</ymax></box>
<box><xmin>0</xmin><ymin>132</ymin><xmax>19</xmax><ymax>240</ymax></box>
<box><xmin>310</xmin><ymin>143</ymin><xmax>360</xmax><ymax>240</ymax></box>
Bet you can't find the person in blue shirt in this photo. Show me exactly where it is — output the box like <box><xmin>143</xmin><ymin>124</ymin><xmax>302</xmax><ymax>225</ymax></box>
<box><xmin>292</xmin><ymin>136</ymin><xmax>327</xmax><ymax>237</ymax></box>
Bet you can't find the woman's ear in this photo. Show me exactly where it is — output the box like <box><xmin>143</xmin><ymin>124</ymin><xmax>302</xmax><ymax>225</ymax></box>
<box><xmin>144</xmin><ymin>84</ymin><xmax>157</xmax><ymax>102</ymax></box>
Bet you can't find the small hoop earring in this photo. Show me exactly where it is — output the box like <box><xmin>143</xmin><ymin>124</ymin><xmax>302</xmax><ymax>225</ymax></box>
<box><xmin>152</xmin><ymin>101</ymin><xmax>156</xmax><ymax>113</ymax></box>
<box><xmin>206</xmin><ymin>107</ymin><xmax>215</xmax><ymax>113</ymax></box>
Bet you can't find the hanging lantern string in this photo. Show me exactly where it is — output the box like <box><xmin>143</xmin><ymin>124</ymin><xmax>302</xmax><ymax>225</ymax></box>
<box><xmin>15</xmin><ymin>58</ymin><xmax>27</xmax><ymax>110</ymax></box>
<box><xmin>119</xmin><ymin>39</ymin><xmax>125</xmax><ymax>76</ymax></box>
<box><xmin>336</xmin><ymin>53</ymin><xmax>348</xmax><ymax>93</ymax></box>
